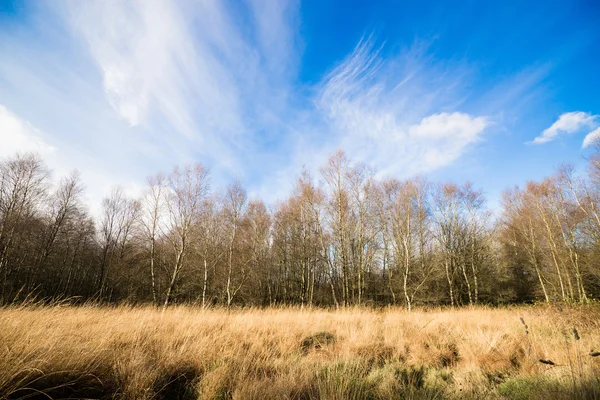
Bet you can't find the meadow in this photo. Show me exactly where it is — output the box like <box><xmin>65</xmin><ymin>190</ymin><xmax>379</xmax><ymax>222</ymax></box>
<box><xmin>2</xmin><ymin>305</ymin><xmax>600</xmax><ymax>400</ymax></box>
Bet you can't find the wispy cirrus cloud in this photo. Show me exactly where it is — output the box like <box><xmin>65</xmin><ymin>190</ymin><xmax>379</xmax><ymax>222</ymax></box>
<box><xmin>313</xmin><ymin>36</ymin><xmax>491</xmax><ymax>178</ymax></box>
<box><xmin>68</xmin><ymin>0</ymin><xmax>238</xmax><ymax>135</ymax></box>
<box><xmin>0</xmin><ymin>0</ymin><xmax>302</xmax><ymax>208</ymax></box>
<box><xmin>252</xmin><ymin>34</ymin><xmax>548</xmax><ymax>201</ymax></box>
<box><xmin>65</xmin><ymin>0</ymin><xmax>301</xmax><ymax>173</ymax></box>
<box><xmin>0</xmin><ymin>1</ymin><xmax>560</xmax><ymax>210</ymax></box>
<box><xmin>531</xmin><ymin>111</ymin><xmax>597</xmax><ymax>145</ymax></box>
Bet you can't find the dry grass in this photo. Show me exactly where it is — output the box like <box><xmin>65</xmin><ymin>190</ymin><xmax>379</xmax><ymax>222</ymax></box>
<box><xmin>2</xmin><ymin>304</ymin><xmax>600</xmax><ymax>399</ymax></box>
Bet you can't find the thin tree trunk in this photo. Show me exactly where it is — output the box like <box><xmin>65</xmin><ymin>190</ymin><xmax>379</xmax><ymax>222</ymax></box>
<box><xmin>150</xmin><ymin>238</ymin><xmax>157</xmax><ymax>306</ymax></box>
<box><xmin>202</xmin><ymin>256</ymin><xmax>208</xmax><ymax>309</ymax></box>
<box><xmin>461</xmin><ymin>262</ymin><xmax>473</xmax><ymax>306</ymax></box>
<box><xmin>445</xmin><ymin>258</ymin><xmax>454</xmax><ymax>307</ymax></box>
<box><xmin>470</xmin><ymin>223</ymin><xmax>479</xmax><ymax>304</ymax></box>
<box><xmin>163</xmin><ymin>249</ymin><xmax>183</xmax><ymax>311</ymax></box>
<box><xmin>226</xmin><ymin>225</ymin><xmax>236</xmax><ymax>307</ymax></box>
<box><xmin>537</xmin><ymin>205</ymin><xmax>567</xmax><ymax>300</ymax></box>
<box><xmin>527</xmin><ymin>219</ymin><xmax>550</xmax><ymax>303</ymax></box>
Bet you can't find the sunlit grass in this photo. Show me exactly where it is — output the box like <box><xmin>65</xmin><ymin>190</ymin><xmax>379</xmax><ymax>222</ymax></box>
<box><xmin>2</xmin><ymin>304</ymin><xmax>600</xmax><ymax>399</ymax></box>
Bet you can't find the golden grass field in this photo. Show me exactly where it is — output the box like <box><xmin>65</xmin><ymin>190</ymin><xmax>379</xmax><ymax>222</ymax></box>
<box><xmin>2</xmin><ymin>305</ymin><xmax>600</xmax><ymax>399</ymax></box>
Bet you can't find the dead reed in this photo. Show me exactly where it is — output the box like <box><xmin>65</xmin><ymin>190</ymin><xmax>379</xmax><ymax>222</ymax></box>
<box><xmin>1</xmin><ymin>304</ymin><xmax>599</xmax><ymax>399</ymax></box>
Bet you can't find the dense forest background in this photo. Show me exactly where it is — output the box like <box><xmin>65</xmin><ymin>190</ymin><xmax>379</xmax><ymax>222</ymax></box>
<box><xmin>2</xmin><ymin>148</ymin><xmax>600</xmax><ymax>309</ymax></box>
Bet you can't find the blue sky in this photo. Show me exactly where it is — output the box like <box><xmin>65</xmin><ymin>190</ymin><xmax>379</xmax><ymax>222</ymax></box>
<box><xmin>1</xmin><ymin>0</ymin><xmax>599</xmax><ymax>213</ymax></box>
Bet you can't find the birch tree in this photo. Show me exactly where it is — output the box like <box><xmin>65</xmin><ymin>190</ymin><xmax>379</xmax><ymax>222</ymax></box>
<box><xmin>223</xmin><ymin>180</ymin><xmax>248</xmax><ymax>307</ymax></box>
<box><xmin>163</xmin><ymin>163</ymin><xmax>209</xmax><ymax>310</ymax></box>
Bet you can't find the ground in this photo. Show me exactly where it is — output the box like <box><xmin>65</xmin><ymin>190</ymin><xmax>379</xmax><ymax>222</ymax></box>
<box><xmin>2</xmin><ymin>304</ymin><xmax>600</xmax><ymax>399</ymax></box>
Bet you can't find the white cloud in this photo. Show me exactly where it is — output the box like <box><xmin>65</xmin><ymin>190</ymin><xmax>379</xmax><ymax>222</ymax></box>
<box><xmin>67</xmin><ymin>0</ymin><xmax>243</xmax><ymax>136</ymax></box>
<box><xmin>0</xmin><ymin>105</ymin><xmax>56</xmax><ymax>158</ymax></box>
<box><xmin>1</xmin><ymin>2</ymin><xmax>546</xmax><ymax>211</ymax></box>
<box><xmin>532</xmin><ymin>111</ymin><xmax>597</xmax><ymax>144</ymax></box>
<box><xmin>0</xmin><ymin>104</ymin><xmax>132</xmax><ymax>215</ymax></box>
<box><xmin>62</xmin><ymin>0</ymin><xmax>303</xmax><ymax>178</ymax></box>
<box><xmin>0</xmin><ymin>0</ymin><xmax>303</xmax><ymax>210</ymax></box>
<box><xmin>583</xmin><ymin>127</ymin><xmax>600</xmax><ymax>148</ymax></box>
<box><xmin>0</xmin><ymin>104</ymin><xmax>142</xmax><ymax>217</ymax></box>
<box><xmin>409</xmin><ymin>112</ymin><xmax>488</xmax><ymax>141</ymax></box>
<box><xmin>313</xmin><ymin>37</ymin><xmax>490</xmax><ymax>177</ymax></box>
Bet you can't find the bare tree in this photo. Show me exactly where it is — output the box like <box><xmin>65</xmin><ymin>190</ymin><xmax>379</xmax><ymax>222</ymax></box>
<box><xmin>527</xmin><ymin>180</ymin><xmax>572</xmax><ymax>301</ymax></box>
<box><xmin>346</xmin><ymin>163</ymin><xmax>378</xmax><ymax>305</ymax></box>
<box><xmin>244</xmin><ymin>200</ymin><xmax>272</xmax><ymax>305</ymax></box>
<box><xmin>320</xmin><ymin>150</ymin><xmax>352</xmax><ymax>306</ymax></box>
<box><xmin>97</xmin><ymin>187</ymin><xmax>140</xmax><ymax>301</ymax></box>
<box><xmin>141</xmin><ymin>173</ymin><xmax>166</xmax><ymax>306</ymax></box>
<box><xmin>501</xmin><ymin>187</ymin><xmax>549</xmax><ymax>303</ymax></box>
<box><xmin>431</xmin><ymin>183</ymin><xmax>486</xmax><ymax>306</ymax></box>
<box><xmin>194</xmin><ymin>196</ymin><xmax>224</xmax><ymax>309</ymax></box>
<box><xmin>5</xmin><ymin>147</ymin><xmax>600</xmax><ymax>307</ymax></box>
<box><xmin>163</xmin><ymin>163</ymin><xmax>209</xmax><ymax>310</ymax></box>
<box><xmin>379</xmin><ymin>178</ymin><xmax>431</xmax><ymax>311</ymax></box>
<box><xmin>432</xmin><ymin>184</ymin><xmax>460</xmax><ymax>306</ymax></box>
<box><xmin>28</xmin><ymin>171</ymin><xmax>84</xmax><ymax>292</ymax></box>
<box><xmin>223</xmin><ymin>180</ymin><xmax>248</xmax><ymax>307</ymax></box>
<box><xmin>0</xmin><ymin>153</ymin><xmax>49</xmax><ymax>301</ymax></box>
<box><xmin>462</xmin><ymin>182</ymin><xmax>488</xmax><ymax>304</ymax></box>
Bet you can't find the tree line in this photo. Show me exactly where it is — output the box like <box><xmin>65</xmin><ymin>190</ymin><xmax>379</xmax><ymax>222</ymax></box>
<box><xmin>1</xmin><ymin>149</ymin><xmax>600</xmax><ymax>309</ymax></box>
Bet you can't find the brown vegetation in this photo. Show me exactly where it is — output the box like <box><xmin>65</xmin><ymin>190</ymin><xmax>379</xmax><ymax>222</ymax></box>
<box><xmin>2</xmin><ymin>305</ymin><xmax>600</xmax><ymax>399</ymax></box>
<box><xmin>3</xmin><ymin>147</ymin><xmax>600</xmax><ymax>309</ymax></box>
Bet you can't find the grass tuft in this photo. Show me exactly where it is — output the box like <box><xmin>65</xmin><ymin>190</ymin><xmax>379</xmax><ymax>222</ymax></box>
<box><xmin>300</xmin><ymin>331</ymin><xmax>336</xmax><ymax>355</ymax></box>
